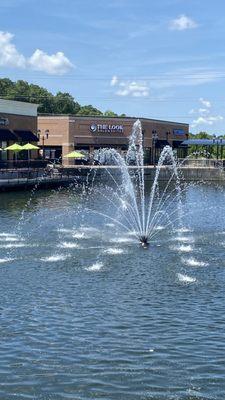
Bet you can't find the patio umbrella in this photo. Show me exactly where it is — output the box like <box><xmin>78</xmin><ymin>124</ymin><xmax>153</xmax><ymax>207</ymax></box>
<box><xmin>4</xmin><ymin>143</ymin><xmax>23</xmax><ymax>151</ymax></box>
<box><xmin>4</xmin><ymin>143</ymin><xmax>23</xmax><ymax>165</ymax></box>
<box><xmin>64</xmin><ymin>150</ymin><xmax>85</xmax><ymax>158</ymax></box>
<box><xmin>21</xmin><ymin>143</ymin><xmax>40</xmax><ymax>163</ymax></box>
<box><xmin>21</xmin><ymin>143</ymin><xmax>40</xmax><ymax>150</ymax></box>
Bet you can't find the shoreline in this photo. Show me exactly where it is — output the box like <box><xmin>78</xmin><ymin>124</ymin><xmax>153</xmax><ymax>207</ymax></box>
<box><xmin>0</xmin><ymin>165</ymin><xmax>225</xmax><ymax>191</ymax></box>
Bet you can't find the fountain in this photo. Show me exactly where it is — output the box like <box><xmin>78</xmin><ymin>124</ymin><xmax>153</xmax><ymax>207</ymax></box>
<box><xmin>7</xmin><ymin>119</ymin><xmax>184</xmax><ymax>254</ymax></box>
<box><xmin>87</xmin><ymin>119</ymin><xmax>184</xmax><ymax>246</ymax></box>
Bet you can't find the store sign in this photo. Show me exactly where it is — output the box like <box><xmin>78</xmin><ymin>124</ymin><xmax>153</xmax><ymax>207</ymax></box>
<box><xmin>173</xmin><ymin>129</ymin><xmax>185</xmax><ymax>135</ymax></box>
<box><xmin>90</xmin><ymin>123</ymin><xmax>124</xmax><ymax>134</ymax></box>
<box><xmin>0</xmin><ymin>117</ymin><xmax>9</xmax><ymax>126</ymax></box>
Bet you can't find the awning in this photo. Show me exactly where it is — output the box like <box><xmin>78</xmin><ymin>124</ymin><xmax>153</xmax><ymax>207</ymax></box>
<box><xmin>14</xmin><ymin>130</ymin><xmax>39</xmax><ymax>142</ymax></box>
<box><xmin>181</xmin><ymin>139</ymin><xmax>225</xmax><ymax>146</ymax></box>
<box><xmin>172</xmin><ymin>140</ymin><xmax>187</xmax><ymax>148</ymax></box>
<box><xmin>0</xmin><ymin>129</ymin><xmax>18</xmax><ymax>141</ymax></box>
<box><xmin>155</xmin><ymin>140</ymin><xmax>170</xmax><ymax>148</ymax></box>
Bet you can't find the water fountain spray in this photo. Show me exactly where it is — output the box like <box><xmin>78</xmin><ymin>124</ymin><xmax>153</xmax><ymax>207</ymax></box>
<box><xmin>91</xmin><ymin>120</ymin><xmax>184</xmax><ymax>246</ymax></box>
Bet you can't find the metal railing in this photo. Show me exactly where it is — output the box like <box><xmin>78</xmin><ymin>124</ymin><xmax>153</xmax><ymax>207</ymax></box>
<box><xmin>0</xmin><ymin>160</ymin><xmax>48</xmax><ymax>170</ymax></box>
<box><xmin>178</xmin><ymin>158</ymin><xmax>225</xmax><ymax>169</ymax></box>
<box><xmin>0</xmin><ymin>166</ymin><xmax>84</xmax><ymax>189</ymax></box>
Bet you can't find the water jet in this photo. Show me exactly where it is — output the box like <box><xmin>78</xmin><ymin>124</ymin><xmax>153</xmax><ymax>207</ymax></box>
<box><xmin>94</xmin><ymin>119</ymin><xmax>184</xmax><ymax>245</ymax></box>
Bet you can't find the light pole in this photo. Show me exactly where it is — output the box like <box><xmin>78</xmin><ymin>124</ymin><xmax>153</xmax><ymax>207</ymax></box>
<box><xmin>216</xmin><ymin>139</ymin><xmax>219</xmax><ymax>161</ymax></box>
<box><xmin>220</xmin><ymin>138</ymin><xmax>223</xmax><ymax>160</ymax></box>
<box><xmin>166</xmin><ymin>130</ymin><xmax>170</xmax><ymax>142</ymax></box>
<box><xmin>37</xmin><ymin>129</ymin><xmax>49</xmax><ymax>159</ymax></box>
<box><xmin>152</xmin><ymin>130</ymin><xmax>158</xmax><ymax>166</ymax></box>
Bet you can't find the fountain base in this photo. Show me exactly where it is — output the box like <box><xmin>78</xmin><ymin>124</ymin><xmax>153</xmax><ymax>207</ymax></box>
<box><xmin>139</xmin><ymin>236</ymin><xmax>149</xmax><ymax>248</ymax></box>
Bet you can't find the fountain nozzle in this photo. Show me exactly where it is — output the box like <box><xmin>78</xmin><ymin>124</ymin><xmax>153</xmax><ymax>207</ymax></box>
<box><xmin>140</xmin><ymin>236</ymin><xmax>149</xmax><ymax>248</ymax></box>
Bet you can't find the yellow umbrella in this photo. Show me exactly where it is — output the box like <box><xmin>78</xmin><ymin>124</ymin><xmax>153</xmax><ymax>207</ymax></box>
<box><xmin>64</xmin><ymin>150</ymin><xmax>85</xmax><ymax>158</ymax></box>
<box><xmin>4</xmin><ymin>143</ymin><xmax>23</xmax><ymax>151</ymax></box>
<box><xmin>21</xmin><ymin>143</ymin><xmax>40</xmax><ymax>150</ymax></box>
<box><xmin>4</xmin><ymin>143</ymin><xmax>23</xmax><ymax>165</ymax></box>
<box><xmin>21</xmin><ymin>143</ymin><xmax>40</xmax><ymax>164</ymax></box>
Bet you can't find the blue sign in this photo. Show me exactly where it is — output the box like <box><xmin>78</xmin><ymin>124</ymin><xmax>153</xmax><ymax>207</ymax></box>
<box><xmin>173</xmin><ymin>129</ymin><xmax>185</xmax><ymax>135</ymax></box>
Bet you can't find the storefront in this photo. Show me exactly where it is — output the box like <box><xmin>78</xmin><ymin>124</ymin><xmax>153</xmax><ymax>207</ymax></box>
<box><xmin>0</xmin><ymin>99</ymin><xmax>39</xmax><ymax>167</ymax></box>
<box><xmin>37</xmin><ymin>115</ymin><xmax>189</xmax><ymax>165</ymax></box>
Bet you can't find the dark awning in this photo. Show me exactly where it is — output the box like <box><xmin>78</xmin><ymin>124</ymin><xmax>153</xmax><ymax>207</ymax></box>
<box><xmin>0</xmin><ymin>129</ymin><xmax>18</xmax><ymax>141</ymax></box>
<box><xmin>181</xmin><ymin>139</ymin><xmax>225</xmax><ymax>146</ymax></box>
<box><xmin>172</xmin><ymin>140</ymin><xmax>187</xmax><ymax>148</ymax></box>
<box><xmin>14</xmin><ymin>130</ymin><xmax>39</xmax><ymax>142</ymax></box>
<box><xmin>155</xmin><ymin>140</ymin><xmax>170</xmax><ymax>148</ymax></box>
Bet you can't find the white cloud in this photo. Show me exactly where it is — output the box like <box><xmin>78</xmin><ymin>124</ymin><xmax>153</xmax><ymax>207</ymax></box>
<box><xmin>191</xmin><ymin>115</ymin><xmax>223</xmax><ymax>128</ymax></box>
<box><xmin>199</xmin><ymin>97</ymin><xmax>211</xmax><ymax>108</ymax></box>
<box><xmin>170</xmin><ymin>15</ymin><xmax>198</xmax><ymax>31</ymax></box>
<box><xmin>111</xmin><ymin>77</ymin><xmax>149</xmax><ymax>97</ymax></box>
<box><xmin>110</xmin><ymin>75</ymin><xmax>118</xmax><ymax>86</ymax></box>
<box><xmin>0</xmin><ymin>30</ymin><xmax>73</xmax><ymax>75</ymax></box>
<box><xmin>116</xmin><ymin>81</ymin><xmax>149</xmax><ymax>97</ymax></box>
<box><xmin>190</xmin><ymin>98</ymin><xmax>223</xmax><ymax>128</ymax></box>
<box><xmin>28</xmin><ymin>49</ymin><xmax>73</xmax><ymax>75</ymax></box>
<box><xmin>198</xmin><ymin>108</ymin><xmax>210</xmax><ymax>114</ymax></box>
<box><xmin>0</xmin><ymin>31</ymin><xmax>26</xmax><ymax>68</ymax></box>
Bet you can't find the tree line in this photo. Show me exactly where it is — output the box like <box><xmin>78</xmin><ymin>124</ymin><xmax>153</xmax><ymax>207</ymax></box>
<box><xmin>0</xmin><ymin>78</ymin><xmax>126</xmax><ymax>117</ymax></box>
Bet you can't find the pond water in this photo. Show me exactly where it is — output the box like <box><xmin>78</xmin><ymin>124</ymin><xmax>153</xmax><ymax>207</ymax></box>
<box><xmin>0</xmin><ymin>183</ymin><xmax>225</xmax><ymax>400</ymax></box>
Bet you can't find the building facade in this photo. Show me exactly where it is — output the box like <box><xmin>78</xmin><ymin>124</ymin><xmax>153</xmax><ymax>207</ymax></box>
<box><xmin>38</xmin><ymin>115</ymin><xmax>189</xmax><ymax>165</ymax></box>
<box><xmin>0</xmin><ymin>99</ymin><xmax>39</xmax><ymax>165</ymax></box>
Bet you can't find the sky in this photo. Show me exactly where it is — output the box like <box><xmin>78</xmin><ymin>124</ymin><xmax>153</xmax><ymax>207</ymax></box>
<box><xmin>0</xmin><ymin>0</ymin><xmax>225</xmax><ymax>134</ymax></box>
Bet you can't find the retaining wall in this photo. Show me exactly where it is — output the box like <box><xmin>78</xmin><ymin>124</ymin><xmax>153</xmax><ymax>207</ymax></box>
<box><xmin>0</xmin><ymin>166</ymin><xmax>224</xmax><ymax>191</ymax></box>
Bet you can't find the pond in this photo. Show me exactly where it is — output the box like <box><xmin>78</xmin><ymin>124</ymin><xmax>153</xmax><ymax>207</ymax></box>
<box><xmin>0</xmin><ymin>182</ymin><xmax>225</xmax><ymax>400</ymax></box>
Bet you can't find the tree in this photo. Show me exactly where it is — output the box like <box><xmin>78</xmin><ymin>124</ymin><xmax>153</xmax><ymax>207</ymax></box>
<box><xmin>0</xmin><ymin>78</ymin><xmax>125</xmax><ymax>117</ymax></box>
<box><xmin>0</xmin><ymin>78</ymin><xmax>14</xmax><ymax>98</ymax></box>
<box><xmin>29</xmin><ymin>84</ymin><xmax>55</xmax><ymax>114</ymax></box>
<box><xmin>54</xmin><ymin>92</ymin><xmax>80</xmax><ymax>114</ymax></box>
<box><xmin>104</xmin><ymin>110</ymin><xmax>118</xmax><ymax>117</ymax></box>
<box><xmin>104</xmin><ymin>110</ymin><xmax>127</xmax><ymax>117</ymax></box>
<box><xmin>76</xmin><ymin>105</ymin><xmax>103</xmax><ymax>116</ymax></box>
<box><xmin>188</xmin><ymin>131</ymin><xmax>223</xmax><ymax>158</ymax></box>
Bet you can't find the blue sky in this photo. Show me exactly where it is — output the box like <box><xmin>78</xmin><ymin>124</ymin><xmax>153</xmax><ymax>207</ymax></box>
<box><xmin>0</xmin><ymin>0</ymin><xmax>225</xmax><ymax>134</ymax></box>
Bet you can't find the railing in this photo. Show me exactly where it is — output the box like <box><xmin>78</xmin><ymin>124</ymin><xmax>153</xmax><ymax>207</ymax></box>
<box><xmin>0</xmin><ymin>166</ymin><xmax>84</xmax><ymax>188</ymax></box>
<box><xmin>178</xmin><ymin>158</ymin><xmax>225</xmax><ymax>169</ymax></box>
<box><xmin>0</xmin><ymin>160</ymin><xmax>48</xmax><ymax>169</ymax></box>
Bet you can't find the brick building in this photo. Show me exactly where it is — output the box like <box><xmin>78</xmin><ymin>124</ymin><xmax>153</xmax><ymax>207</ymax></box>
<box><xmin>0</xmin><ymin>99</ymin><xmax>39</xmax><ymax>165</ymax></box>
<box><xmin>38</xmin><ymin>115</ymin><xmax>189</xmax><ymax>165</ymax></box>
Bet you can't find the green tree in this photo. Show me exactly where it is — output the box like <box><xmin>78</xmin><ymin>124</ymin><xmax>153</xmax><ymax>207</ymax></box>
<box><xmin>0</xmin><ymin>77</ymin><xmax>125</xmax><ymax>117</ymax></box>
<box><xmin>76</xmin><ymin>105</ymin><xmax>103</xmax><ymax>116</ymax></box>
<box><xmin>6</xmin><ymin>80</ymin><xmax>30</xmax><ymax>102</ymax></box>
<box><xmin>188</xmin><ymin>131</ymin><xmax>223</xmax><ymax>158</ymax></box>
<box><xmin>54</xmin><ymin>92</ymin><xmax>80</xmax><ymax>114</ymax></box>
<box><xmin>104</xmin><ymin>110</ymin><xmax>118</xmax><ymax>117</ymax></box>
<box><xmin>29</xmin><ymin>84</ymin><xmax>55</xmax><ymax>114</ymax></box>
<box><xmin>0</xmin><ymin>78</ymin><xmax>14</xmax><ymax>98</ymax></box>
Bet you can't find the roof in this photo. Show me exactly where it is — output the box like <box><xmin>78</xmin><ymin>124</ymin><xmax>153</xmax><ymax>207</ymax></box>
<box><xmin>0</xmin><ymin>99</ymin><xmax>39</xmax><ymax>117</ymax></box>
<box><xmin>182</xmin><ymin>139</ymin><xmax>225</xmax><ymax>146</ymax></box>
